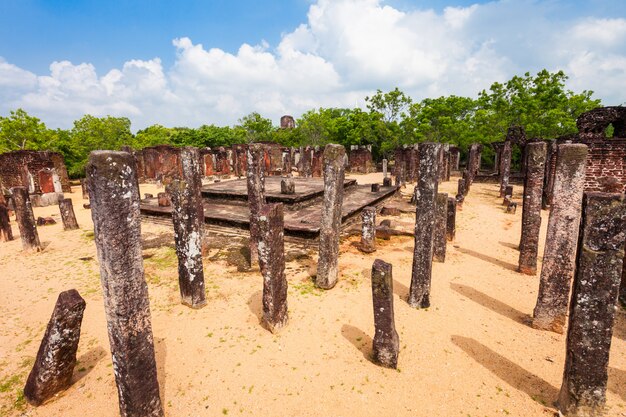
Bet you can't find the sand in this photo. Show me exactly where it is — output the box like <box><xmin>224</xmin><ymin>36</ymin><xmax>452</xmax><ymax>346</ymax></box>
<box><xmin>1</xmin><ymin>173</ymin><xmax>625</xmax><ymax>417</ymax></box>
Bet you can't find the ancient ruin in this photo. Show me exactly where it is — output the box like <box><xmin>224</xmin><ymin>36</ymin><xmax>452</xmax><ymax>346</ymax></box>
<box><xmin>371</xmin><ymin>259</ymin><xmax>399</xmax><ymax>369</ymax></box>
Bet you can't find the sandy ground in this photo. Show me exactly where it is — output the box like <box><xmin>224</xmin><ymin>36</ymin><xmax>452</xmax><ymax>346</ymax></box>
<box><xmin>1</xmin><ymin>173</ymin><xmax>625</xmax><ymax>417</ymax></box>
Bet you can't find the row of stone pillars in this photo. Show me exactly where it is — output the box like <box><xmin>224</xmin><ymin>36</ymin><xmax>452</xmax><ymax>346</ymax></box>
<box><xmin>498</xmin><ymin>140</ymin><xmax>625</xmax><ymax>416</ymax></box>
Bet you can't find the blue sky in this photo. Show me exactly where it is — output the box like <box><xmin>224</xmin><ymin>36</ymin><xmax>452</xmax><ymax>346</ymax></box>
<box><xmin>1</xmin><ymin>0</ymin><xmax>625</xmax><ymax>130</ymax></box>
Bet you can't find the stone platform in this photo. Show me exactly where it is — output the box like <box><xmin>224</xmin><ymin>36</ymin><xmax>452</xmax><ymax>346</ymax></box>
<box><xmin>141</xmin><ymin>178</ymin><xmax>398</xmax><ymax>243</ymax></box>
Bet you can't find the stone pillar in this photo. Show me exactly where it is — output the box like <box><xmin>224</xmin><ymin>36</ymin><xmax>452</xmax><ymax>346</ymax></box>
<box><xmin>257</xmin><ymin>203</ymin><xmax>288</xmax><ymax>333</ymax></box>
<box><xmin>317</xmin><ymin>144</ymin><xmax>346</xmax><ymax>289</ymax></box>
<box><xmin>371</xmin><ymin>184</ymin><xmax>380</xmax><ymax>192</ymax></box>
<box><xmin>444</xmin><ymin>146</ymin><xmax>451</xmax><ymax>181</ymax></box>
<box><xmin>11</xmin><ymin>186</ymin><xmax>42</xmax><ymax>252</ymax></box>
<box><xmin>433</xmin><ymin>193</ymin><xmax>448</xmax><ymax>262</ymax></box>
<box><xmin>462</xmin><ymin>170</ymin><xmax>471</xmax><ymax>196</ymax></box>
<box><xmin>86</xmin><ymin>151</ymin><xmax>164</xmax><ymax>417</ymax></box>
<box><xmin>502</xmin><ymin>185</ymin><xmax>513</xmax><ymax>206</ymax></box>
<box><xmin>407</xmin><ymin>146</ymin><xmax>419</xmax><ymax>183</ymax></box>
<box><xmin>80</xmin><ymin>178</ymin><xmax>89</xmax><ymax>200</ymax></box>
<box><xmin>23</xmin><ymin>289</ymin><xmax>86</xmax><ymax>406</ymax></box>
<box><xmin>300</xmin><ymin>146</ymin><xmax>312</xmax><ymax>178</ymax></box>
<box><xmin>282</xmin><ymin>148</ymin><xmax>292</xmax><ymax>176</ymax></box>
<box><xmin>0</xmin><ymin>203</ymin><xmax>13</xmax><ymax>242</ymax></box>
<box><xmin>280</xmin><ymin>178</ymin><xmax>295</xmax><ymax>194</ymax></box>
<box><xmin>518</xmin><ymin>142</ymin><xmax>547</xmax><ymax>275</ymax></box>
<box><xmin>408</xmin><ymin>142</ymin><xmax>440</xmax><ymax>308</ymax></box>
<box><xmin>394</xmin><ymin>148</ymin><xmax>405</xmax><ymax>185</ymax></box>
<box><xmin>58</xmin><ymin>198</ymin><xmax>79</xmax><ymax>231</ymax></box>
<box><xmin>359</xmin><ymin>206</ymin><xmax>376</xmax><ymax>253</ymax></box>
<box><xmin>557</xmin><ymin>192</ymin><xmax>626</xmax><ymax>417</ymax></box>
<box><xmin>382</xmin><ymin>159</ymin><xmax>388</xmax><ymax>178</ymax></box>
<box><xmin>371</xmin><ymin>259</ymin><xmax>399</xmax><ymax>368</ymax></box>
<box><xmin>543</xmin><ymin>140</ymin><xmax>558</xmax><ymax>209</ymax></box>
<box><xmin>450</xmin><ymin>147</ymin><xmax>460</xmax><ymax>171</ymax></box>
<box><xmin>247</xmin><ymin>144</ymin><xmax>266</xmax><ymax>267</ymax></box>
<box><xmin>532</xmin><ymin>144</ymin><xmax>587</xmax><ymax>333</ymax></box>
<box><xmin>467</xmin><ymin>144</ymin><xmax>480</xmax><ymax>183</ymax></box>
<box><xmin>499</xmin><ymin>140</ymin><xmax>512</xmax><ymax>198</ymax></box>
<box><xmin>167</xmin><ymin>147</ymin><xmax>206</xmax><ymax>309</ymax></box>
<box><xmin>383</xmin><ymin>177</ymin><xmax>392</xmax><ymax>187</ymax></box>
<box><xmin>446</xmin><ymin>196</ymin><xmax>456</xmax><ymax>242</ymax></box>
<box><xmin>456</xmin><ymin>178</ymin><xmax>466</xmax><ymax>208</ymax></box>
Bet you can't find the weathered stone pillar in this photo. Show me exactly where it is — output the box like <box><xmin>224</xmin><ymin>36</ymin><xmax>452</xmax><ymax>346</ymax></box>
<box><xmin>450</xmin><ymin>147</ymin><xmax>460</xmax><ymax>171</ymax></box>
<box><xmin>532</xmin><ymin>144</ymin><xmax>587</xmax><ymax>333</ymax></box>
<box><xmin>467</xmin><ymin>144</ymin><xmax>481</xmax><ymax>183</ymax></box>
<box><xmin>24</xmin><ymin>289</ymin><xmax>86</xmax><ymax>406</ymax></box>
<box><xmin>247</xmin><ymin>143</ymin><xmax>266</xmax><ymax>267</ymax></box>
<box><xmin>462</xmin><ymin>170</ymin><xmax>471</xmax><ymax>196</ymax></box>
<box><xmin>382</xmin><ymin>159</ymin><xmax>388</xmax><ymax>178</ymax></box>
<box><xmin>557</xmin><ymin>192</ymin><xmax>626</xmax><ymax>417</ymax></box>
<box><xmin>80</xmin><ymin>178</ymin><xmax>89</xmax><ymax>200</ymax></box>
<box><xmin>280</xmin><ymin>178</ymin><xmax>295</xmax><ymax>194</ymax></box>
<box><xmin>317</xmin><ymin>144</ymin><xmax>346</xmax><ymax>289</ymax></box>
<box><xmin>11</xmin><ymin>186</ymin><xmax>42</xmax><ymax>252</ymax></box>
<box><xmin>371</xmin><ymin>184</ymin><xmax>380</xmax><ymax>192</ymax></box>
<box><xmin>257</xmin><ymin>203</ymin><xmax>288</xmax><ymax>333</ymax></box>
<box><xmin>167</xmin><ymin>147</ymin><xmax>206</xmax><ymax>309</ymax></box>
<box><xmin>0</xmin><ymin>203</ymin><xmax>13</xmax><ymax>242</ymax></box>
<box><xmin>456</xmin><ymin>178</ymin><xmax>466</xmax><ymax>208</ymax></box>
<box><xmin>359</xmin><ymin>206</ymin><xmax>376</xmax><ymax>253</ymax></box>
<box><xmin>383</xmin><ymin>177</ymin><xmax>392</xmax><ymax>187</ymax></box>
<box><xmin>394</xmin><ymin>148</ymin><xmax>405</xmax><ymax>186</ymax></box>
<box><xmin>408</xmin><ymin>142</ymin><xmax>440</xmax><ymax>308</ymax></box>
<box><xmin>446</xmin><ymin>196</ymin><xmax>456</xmax><ymax>242</ymax></box>
<box><xmin>433</xmin><ymin>193</ymin><xmax>448</xmax><ymax>262</ymax></box>
<box><xmin>371</xmin><ymin>259</ymin><xmax>399</xmax><ymax>368</ymax></box>
<box><xmin>86</xmin><ymin>151</ymin><xmax>164</xmax><ymax>417</ymax></box>
<box><xmin>518</xmin><ymin>142</ymin><xmax>547</xmax><ymax>275</ymax></box>
<box><xmin>407</xmin><ymin>146</ymin><xmax>419</xmax><ymax>183</ymax></box>
<box><xmin>58</xmin><ymin>198</ymin><xmax>79</xmax><ymax>231</ymax></box>
<box><xmin>300</xmin><ymin>146</ymin><xmax>312</xmax><ymax>177</ymax></box>
<box><xmin>499</xmin><ymin>140</ymin><xmax>512</xmax><ymax>197</ymax></box>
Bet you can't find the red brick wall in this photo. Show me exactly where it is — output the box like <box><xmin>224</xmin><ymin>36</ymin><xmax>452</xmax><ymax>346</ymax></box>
<box><xmin>583</xmin><ymin>139</ymin><xmax>626</xmax><ymax>192</ymax></box>
<box><xmin>0</xmin><ymin>150</ymin><xmax>70</xmax><ymax>193</ymax></box>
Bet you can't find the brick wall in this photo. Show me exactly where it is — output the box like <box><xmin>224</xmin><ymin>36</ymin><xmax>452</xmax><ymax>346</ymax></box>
<box><xmin>348</xmin><ymin>145</ymin><xmax>375</xmax><ymax>173</ymax></box>
<box><xmin>0</xmin><ymin>150</ymin><xmax>70</xmax><ymax>193</ymax></box>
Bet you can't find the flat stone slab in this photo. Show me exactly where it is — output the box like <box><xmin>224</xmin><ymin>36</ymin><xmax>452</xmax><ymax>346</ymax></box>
<box><xmin>142</xmin><ymin>183</ymin><xmax>398</xmax><ymax>240</ymax></box>
<box><xmin>200</xmin><ymin>177</ymin><xmax>357</xmax><ymax>205</ymax></box>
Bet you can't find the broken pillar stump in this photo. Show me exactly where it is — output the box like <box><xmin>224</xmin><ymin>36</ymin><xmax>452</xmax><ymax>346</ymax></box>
<box><xmin>58</xmin><ymin>198</ymin><xmax>79</xmax><ymax>231</ymax></box>
<box><xmin>380</xmin><ymin>206</ymin><xmax>401</xmax><ymax>216</ymax></box>
<box><xmin>359</xmin><ymin>206</ymin><xmax>376</xmax><ymax>253</ymax></box>
<box><xmin>382</xmin><ymin>159</ymin><xmax>388</xmax><ymax>178</ymax></box>
<box><xmin>280</xmin><ymin>178</ymin><xmax>295</xmax><ymax>195</ymax></box>
<box><xmin>257</xmin><ymin>203</ymin><xmax>288</xmax><ymax>333</ymax></box>
<box><xmin>456</xmin><ymin>178</ymin><xmax>466</xmax><ymax>208</ymax></box>
<box><xmin>408</xmin><ymin>142</ymin><xmax>440</xmax><ymax>308</ymax></box>
<box><xmin>557</xmin><ymin>192</ymin><xmax>626</xmax><ymax>417</ymax></box>
<box><xmin>433</xmin><ymin>193</ymin><xmax>448</xmax><ymax>262</ymax></box>
<box><xmin>0</xmin><ymin>203</ymin><xmax>13</xmax><ymax>242</ymax></box>
<box><xmin>144</xmin><ymin>193</ymin><xmax>154</xmax><ymax>199</ymax></box>
<box><xmin>518</xmin><ymin>142</ymin><xmax>547</xmax><ymax>275</ymax></box>
<box><xmin>462</xmin><ymin>170</ymin><xmax>471</xmax><ymax>196</ymax></box>
<box><xmin>532</xmin><ymin>144</ymin><xmax>587</xmax><ymax>333</ymax></box>
<box><xmin>247</xmin><ymin>143</ymin><xmax>266</xmax><ymax>267</ymax></box>
<box><xmin>383</xmin><ymin>177</ymin><xmax>392</xmax><ymax>187</ymax></box>
<box><xmin>506</xmin><ymin>202</ymin><xmax>517</xmax><ymax>214</ymax></box>
<box><xmin>24</xmin><ymin>289</ymin><xmax>86</xmax><ymax>406</ymax></box>
<box><xmin>157</xmin><ymin>192</ymin><xmax>171</xmax><ymax>207</ymax></box>
<box><xmin>11</xmin><ymin>186</ymin><xmax>42</xmax><ymax>252</ymax></box>
<box><xmin>371</xmin><ymin>259</ymin><xmax>399</xmax><ymax>368</ymax></box>
<box><xmin>446</xmin><ymin>196</ymin><xmax>456</xmax><ymax>242</ymax></box>
<box><xmin>167</xmin><ymin>147</ymin><xmax>206</xmax><ymax>309</ymax></box>
<box><xmin>371</xmin><ymin>184</ymin><xmax>380</xmax><ymax>192</ymax></box>
<box><xmin>37</xmin><ymin>217</ymin><xmax>56</xmax><ymax>226</ymax></box>
<box><xmin>317</xmin><ymin>144</ymin><xmax>346</xmax><ymax>289</ymax></box>
<box><xmin>86</xmin><ymin>151</ymin><xmax>164</xmax><ymax>417</ymax></box>
<box><xmin>502</xmin><ymin>185</ymin><xmax>513</xmax><ymax>206</ymax></box>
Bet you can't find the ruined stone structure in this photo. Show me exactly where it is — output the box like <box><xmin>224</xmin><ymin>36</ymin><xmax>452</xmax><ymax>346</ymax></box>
<box><xmin>317</xmin><ymin>144</ymin><xmax>346</xmax><ymax>289</ymax></box>
<box><xmin>518</xmin><ymin>142</ymin><xmax>547</xmax><ymax>275</ymax></box>
<box><xmin>58</xmin><ymin>198</ymin><xmax>79</xmax><ymax>231</ymax></box>
<box><xmin>24</xmin><ymin>290</ymin><xmax>86</xmax><ymax>406</ymax></box>
<box><xmin>371</xmin><ymin>259</ymin><xmax>399</xmax><ymax>369</ymax></box>
<box><xmin>257</xmin><ymin>203</ymin><xmax>288</xmax><ymax>333</ymax></box>
<box><xmin>359</xmin><ymin>206</ymin><xmax>376</xmax><ymax>253</ymax></box>
<box><xmin>12</xmin><ymin>186</ymin><xmax>42</xmax><ymax>252</ymax></box>
<box><xmin>532</xmin><ymin>144</ymin><xmax>587</xmax><ymax>333</ymax></box>
<box><xmin>168</xmin><ymin>147</ymin><xmax>207</xmax><ymax>309</ymax></box>
<box><xmin>558</xmin><ymin>192</ymin><xmax>626</xmax><ymax>417</ymax></box>
<box><xmin>246</xmin><ymin>144</ymin><xmax>266</xmax><ymax>267</ymax></box>
<box><xmin>408</xmin><ymin>142</ymin><xmax>440</xmax><ymax>308</ymax></box>
<box><xmin>347</xmin><ymin>145</ymin><xmax>375</xmax><ymax>173</ymax></box>
<box><xmin>87</xmin><ymin>151</ymin><xmax>164</xmax><ymax>417</ymax></box>
<box><xmin>280</xmin><ymin>115</ymin><xmax>296</xmax><ymax>129</ymax></box>
<box><xmin>0</xmin><ymin>151</ymin><xmax>70</xmax><ymax>200</ymax></box>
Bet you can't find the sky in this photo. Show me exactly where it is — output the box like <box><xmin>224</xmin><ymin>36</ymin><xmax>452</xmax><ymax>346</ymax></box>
<box><xmin>1</xmin><ymin>0</ymin><xmax>625</xmax><ymax>131</ymax></box>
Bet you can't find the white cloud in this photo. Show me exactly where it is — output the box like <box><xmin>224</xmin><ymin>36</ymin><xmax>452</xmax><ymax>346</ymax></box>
<box><xmin>1</xmin><ymin>0</ymin><xmax>625</xmax><ymax>130</ymax></box>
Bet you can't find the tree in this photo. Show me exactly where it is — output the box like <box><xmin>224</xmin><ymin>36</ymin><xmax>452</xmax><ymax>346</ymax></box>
<box><xmin>0</xmin><ymin>109</ymin><xmax>52</xmax><ymax>152</ymax></box>
<box><xmin>235</xmin><ymin>112</ymin><xmax>274</xmax><ymax>142</ymax></box>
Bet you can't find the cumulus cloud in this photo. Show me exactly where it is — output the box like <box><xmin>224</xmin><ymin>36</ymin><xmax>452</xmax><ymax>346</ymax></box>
<box><xmin>0</xmin><ymin>0</ymin><xmax>625</xmax><ymax>130</ymax></box>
